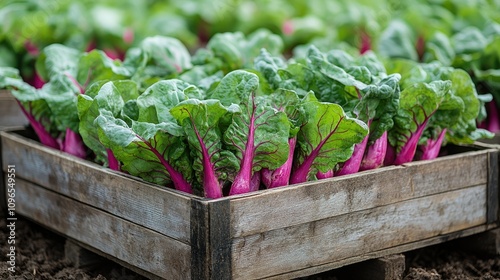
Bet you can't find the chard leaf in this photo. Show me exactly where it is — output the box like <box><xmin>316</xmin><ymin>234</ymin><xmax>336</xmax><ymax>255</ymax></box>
<box><xmin>139</xmin><ymin>36</ymin><xmax>193</xmax><ymax>76</ymax></box>
<box><xmin>77</xmin><ymin>50</ymin><xmax>131</xmax><ymax>89</ymax></box>
<box><xmin>244</xmin><ymin>29</ymin><xmax>284</xmax><ymax>62</ymax></box>
<box><xmin>377</xmin><ymin>20</ymin><xmax>418</xmax><ymax>61</ymax></box>
<box><xmin>78</xmin><ymin>80</ymin><xmax>139</xmax><ymax>165</ymax></box>
<box><xmin>171</xmin><ymin>99</ymin><xmax>240</xmax><ymax>198</ymax></box>
<box><xmin>424</xmin><ymin>32</ymin><xmax>455</xmax><ymax>66</ymax></box>
<box><xmin>39</xmin><ymin>74</ymin><xmax>81</xmax><ymax>132</ymax></box>
<box><xmin>388</xmin><ymin>81</ymin><xmax>452</xmax><ymax>165</ymax></box>
<box><xmin>95</xmin><ymin>111</ymin><xmax>193</xmax><ymax>193</ymax></box>
<box><xmin>207</xmin><ymin>69</ymin><xmax>260</xmax><ymax>104</ymax></box>
<box><xmin>290</xmin><ymin>93</ymin><xmax>368</xmax><ymax>184</ymax></box>
<box><xmin>207</xmin><ymin>32</ymin><xmax>245</xmax><ymax>71</ymax></box>
<box><xmin>356</xmin><ymin>74</ymin><xmax>401</xmax><ymax>143</ymax></box>
<box><xmin>136</xmin><ymin>80</ymin><xmax>193</xmax><ymax>123</ymax></box>
<box><xmin>253</xmin><ymin>49</ymin><xmax>287</xmax><ymax>91</ymax></box>
<box><xmin>35</xmin><ymin>44</ymin><xmax>81</xmax><ymax>82</ymax></box>
<box><xmin>452</xmin><ymin>27</ymin><xmax>488</xmax><ymax>55</ymax></box>
<box><xmin>210</xmin><ymin>70</ymin><xmax>290</xmax><ymax>195</ymax></box>
<box><xmin>441</xmin><ymin>69</ymin><xmax>492</xmax><ymax>143</ymax></box>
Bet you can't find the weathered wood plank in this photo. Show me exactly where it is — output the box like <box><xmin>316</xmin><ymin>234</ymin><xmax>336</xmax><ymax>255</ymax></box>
<box><xmin>488</xmin><ymin>151</ymin><xmax>499</xmax><ymax>224</ymax></box>
<box><xmin>0</xmin><ymin>127</ymin><xmax>26</xmax><ymax>210</ymax></box>
<box><xmin>265</xmin><ymin>224</ymin><xmax>495</xmax><ymax>280</ymax></box>
<box><xmin>0</xmin><ymin>90</ymin><xmax>28</xmax><ymax>128</ymax></box>
<box><xmin>191</xmin><ymin>199</ymin><xmax>210</xmax><ymax>280</ymax></box>
<box><xmin>231</xmin><ymin>185</ymin><xmax>487</xmax><ymax>279</ymax></box>
<box><xmin>402</xmin><ymin>150</ymin><xmax>489</xmax><ymax>193</ymax></box>
<box><xmin>1</xmin><ymin>131</ymin><xmax>192</xmax><ymax>243</ymax></box>
<box><xmin>229</xmin><ymin>151</ymin><xmax>488</xmax><ymax>238</ymax></box>
<box><xmin>210</xmin><ymin>200</ymin><xmax>232</xmax><ymax>280</ymax></box>
<box><xmin>15</xmin><ymin>178</ymin><xmax>191</xmax><ymax>279</ymax></box>
<box><xmin>71</xmin><ymin>239</ymin><xmax>164</xmax><ymax>280</ymax></box>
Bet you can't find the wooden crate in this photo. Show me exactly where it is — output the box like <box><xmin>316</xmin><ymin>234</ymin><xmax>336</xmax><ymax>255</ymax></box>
<box><xmin>0</xmin><ymin>90</ymin><xmax>28</xmax><ymax>129</ymax></box>
<box><xmin>1</xmin><ymin>130</ymin><xmax>499</xmax><ymax>279</ymax></box>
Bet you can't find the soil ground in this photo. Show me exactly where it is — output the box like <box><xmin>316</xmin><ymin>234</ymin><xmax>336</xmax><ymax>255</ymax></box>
<box><xmin>1</xmin><ymin>210</ymin><xmax>499</xmax><ymax>280</ymax></box>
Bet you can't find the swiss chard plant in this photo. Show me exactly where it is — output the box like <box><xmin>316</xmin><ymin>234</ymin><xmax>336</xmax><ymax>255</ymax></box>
<box><xmin>208</xmin><ymin>70</ymin><xmax>291</xmax><ymax>195</ymax></box>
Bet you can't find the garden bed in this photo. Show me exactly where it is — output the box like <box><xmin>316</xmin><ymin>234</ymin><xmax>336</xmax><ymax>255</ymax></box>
<box><xmin>1</xmin><ymin>129</ymin><xmax>499</xmax><ymax>279</ymax></box>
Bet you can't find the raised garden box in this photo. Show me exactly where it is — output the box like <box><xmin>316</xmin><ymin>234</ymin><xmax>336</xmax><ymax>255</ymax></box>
<box><xmin>2</xmin><ymin>130</ymin><xmax>499</xmax><ymax>279</ymax></box>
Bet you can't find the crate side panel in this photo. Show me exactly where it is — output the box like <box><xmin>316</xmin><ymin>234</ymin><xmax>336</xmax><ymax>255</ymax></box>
<box><xmin>403</xmin><ymin>151</ymin><xmax>488</xmax><ymax>192</ymax></box>
<box><xmin>15</xmin><ymin>178</ymin><xmax>191</xmax><ymax>279</ymax></box>
<box><xmin>231</xmin><ymin>185</ymin><xmax>487</xmax><ymax>279</ymax></box>
<box><xmin>230</xmin><ymin>151</ymin><xmax>488</xmax><ymax>238</ymax></box>
<box><xmin>1</xmin><ymin>132</ymin><xmax>192</xmax><ymax>243</ymax></box>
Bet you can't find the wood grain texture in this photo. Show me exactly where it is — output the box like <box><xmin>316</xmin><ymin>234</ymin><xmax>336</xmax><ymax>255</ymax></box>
<box><xmin>0</xmin><ymin>90</ymin><xmax>28</xmax><ymax>127</ymax></box>
<box><xmin>1</xmin><ymin>131</ymin><xmax>192</xmax><ymax>243</ymax></box>
<box><xmin>15</xmin><ymin>178</ymin><xmax>191</xmax><ymax>279</ymax></box>
<box><xmin>209</xmin><ymin>200</ymin><xmax>232</xmax><ymax>280</ymax></box>
<box><xmin>190</xmin><ymin>199</ymin><xmax>210</xmax><ymax>280</ymax></box>
<box><xmin>488</xmin><ymin>151</ymin><xmax>499</xmax><ymax>224</ymax></box>
<box><xmin>229</xmin><ymin>151</ymin><xmax>488</xmax><ymax>238</ymax></box>
<box><xmin>264</xmin><ymin>225</ymin><xmax>495</xmax><ymax>280</ymax></box>
<box><xmin>231</xmin><ymin>185</ymin><xmax>487</xmax><ymax>279</ymax></box>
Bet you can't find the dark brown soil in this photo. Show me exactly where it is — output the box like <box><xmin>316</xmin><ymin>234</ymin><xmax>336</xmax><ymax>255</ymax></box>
<box><xmin>1</xmin><ymin>209</ymin><xmax>500</xmax><ymax>280</ymax></box>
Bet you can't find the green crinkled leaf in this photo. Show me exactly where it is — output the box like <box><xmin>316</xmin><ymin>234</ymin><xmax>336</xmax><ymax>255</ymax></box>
<box><xmin>245</xmin><ymin>29</ymin><xmax>284</xmax><ymax>61</ymax></box>
<box><xmin>39</xmin><ymin>74</ymin><xmax>81</xmax><ymax>132</ymax></box>
<box><xmin>355</xmin><ymin>74</ymin><xmax>401</xmax><ymax>142</ymax></box>
<box><xmin>77</xmin><ymin>80</ymin><xmax>139</xmax><ymax>165</ymax></box>
<box><xmin>389</xmin><ymin>80</ymin><xmax>452</xmax><ymax>153</ymax></box>
<box><xmin>259</xmin><ymin>88</ymin><xmax>306</xmax><ymax>137</ymax></box>
<box><xmin>136</xmin><ymin>79</ymin><xmax>192</xmax><ymax>123</ymax></box>
<box><xmin>210</xmin><ymin>70</ymin><xmax>290</xmax><ymax>178</ymax></box>
<box><xmin>77</xmin><ymin>50</ymin><xmax>131</xmax><ymax>87</ymax></box>
<box><xmin>377</xmin><ymin>20</ymin><xmax>418</xmax><ymax>61</ymax></box>
<box><xmin>207</xmin><ymin>69</ymin><xmax>260</xmax><ymax>105</ymax></box>
<box><xmin>95</xmin><ymin>110</ymin><xmax>192</xmax><ymax>189</ymax></box>
<box><xmin>223</xmin><ymin>100</ymin><xmax>290</xmax><ymax>172</ymax></box>
<box><xmin>293</xmin><ymin>94</ymin><xmax>368</xmax><ymax>180</ymax></box>
<box><xmin>424</xmin><ymin>32</ymin><xmax>455</xmax><ymax>66</ymax></box>
<box><xmin>253</xmin><ymin>48</ymin><xmax>287</xmax><ymax>91</ymax></box>
<box><xmin>207</xmin><ymin>32</ymin><xmax>245</xmax><ymax>71</ymax></box>
<box><xmin>171</xmin><ymin>99</ymin><xmax>240</xmax><ymax>196</ymax></box>
<box><xmin>36</xmin><ymin>44</ymin><xmax>81</xmax><ymax>82</ymax></box>
<box><xmin>452</xmin><ymin>27</ymin><xmax>488</xmax><ymax>55</ymax></box>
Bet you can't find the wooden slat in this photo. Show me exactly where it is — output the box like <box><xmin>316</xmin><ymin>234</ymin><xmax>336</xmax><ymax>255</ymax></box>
<box><xmin>229</xmin><ymin>151</ymin><xmax>488</xmax><ymax>238</ymax></box>
<box><xmin>15</xmin><ymin>178</ymin><xmax>191</xmax><ymax>279</ymax></box>
<box><xmin>1</xmin><ymin>131</ymin><xmax>192</xmax><ymax>243</ymax></box>
<box><xmin>210</xmin><ymin>200</ymin><xmax>232</xmax><ymax>280</ymax></box>
<box><xmin>0</xmin><ymin>90</ymin><xmax>28</xmax><ymax>127</ymax></box>
<box><xmin>231</xmin><ymin>185</ymin><xmax>487</xmax><ymax>279</ymax></box>
<box><xmin>488</xmin><ymin>151</ymin><xmax>499</xmax><ymax>224</ymax></box>
<box><xmin>265</xmin><ymin>224</ymin><xmax>495</xmax><ymax>280</ymax></box>
<box><xmin>402</xmin><ymin>150</ymin><xmax>489</xmax><ymax>194</ymax></box>
<box><xmin>190</xmin><ymin>199</ymin><xmax>233</xmax><ymax>280</ymax></box>
<box><xmin>190</xmin><ymin>200</ymin><xmax>210</xmax><ymax>280</ymax></box>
